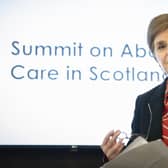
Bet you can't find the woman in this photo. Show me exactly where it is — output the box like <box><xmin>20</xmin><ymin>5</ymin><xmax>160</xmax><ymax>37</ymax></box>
<box><xmin>101</xmin><ymin>13</ymin><xmax>168</xmax><ymax>161</ymax></box>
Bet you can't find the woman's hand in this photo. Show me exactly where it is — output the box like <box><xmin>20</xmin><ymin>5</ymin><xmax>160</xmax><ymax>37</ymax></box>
<box><xmin>101</xmin><ymin>130</ymin><xmax>125</xmax><ymax>160</ymax></box>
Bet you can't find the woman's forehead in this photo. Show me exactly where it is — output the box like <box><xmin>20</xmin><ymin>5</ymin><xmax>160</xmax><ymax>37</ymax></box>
<box><xmin>154</xmin><ymin>29</ymin><xmax>168</xmax><ymax>44</ymax></box>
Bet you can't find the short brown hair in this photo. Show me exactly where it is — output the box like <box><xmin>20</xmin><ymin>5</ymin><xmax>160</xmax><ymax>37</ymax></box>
<box><xmin>147</xmin><ymin>13</ymin><xmax>168</xmax><ymax>54</ymax></box>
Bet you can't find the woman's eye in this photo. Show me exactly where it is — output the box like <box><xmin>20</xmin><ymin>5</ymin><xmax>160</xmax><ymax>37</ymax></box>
<box><xmin>157</xmin><ymin>43</ymin><xmax>167</xmax><ymax>50</ymax></box>
<box><xmin>158</xmin><ymin>44</ymin><xmax>166</xmax><ymax>50</ymax></box>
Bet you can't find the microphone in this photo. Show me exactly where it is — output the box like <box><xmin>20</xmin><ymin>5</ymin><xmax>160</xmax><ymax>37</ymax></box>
<box><xmin>146</xmin><ymin>103</ymin><xmax>153</xmax><ymax>140</ymax></box>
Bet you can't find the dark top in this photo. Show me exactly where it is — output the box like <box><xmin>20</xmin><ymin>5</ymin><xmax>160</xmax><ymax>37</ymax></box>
<box><xmin>131</xmin><ymin>78</ymin><xmax>166</xmax><ymax>141</ymax></box>
<box><xmin>102</xmin><ymin>78</ymin><xmax>167</xmax><ymax>163</ymax></box>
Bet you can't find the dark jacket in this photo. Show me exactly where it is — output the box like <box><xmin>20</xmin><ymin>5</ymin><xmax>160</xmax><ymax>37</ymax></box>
<box><xmin>102</xmin><ymin>78</ymin><xmax>167</xmax><ymax>163</ymax></box>
<box><xmin>131</xmin><ymin>78</ymin><xmax>167</xmax><ymax>142</ymax></box>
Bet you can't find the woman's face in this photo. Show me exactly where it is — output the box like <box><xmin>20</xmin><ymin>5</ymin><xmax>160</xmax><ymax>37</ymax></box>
<box><xmin>154</xmin><ymin>28</ymin><xmax>168</xmax><ymax>73</ymax></box>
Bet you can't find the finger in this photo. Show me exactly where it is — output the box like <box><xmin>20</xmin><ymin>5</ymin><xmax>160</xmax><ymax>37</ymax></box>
<box><xmin>106</xmin><ymin>141</ymin><xmax>124</xmax><ymax>160</ymax></box>
<box><xmin>106</xmin><ymin>138</ymin><xmax>124</xmax><ymax>159</ymax></box>
<box><xmin>101</xmin><ymin>130</ymin><xmax>114</xmax><ymax>146</ymax></box>
<box><xmin>101</xmin><ymin>130</ymin><xmax>121</xmax><ymax>154</ymax></box>
<box><xmin>110</xmin><ymin>130</ymin><xmax>121</xmax><ymax>143</ymax></box>
<box><xmin>106</xmin><ymin>130</ymin><xmax>121</xmax><ymax>148</ymax></box>
<box><xmin>109</xmin><ymin>145</ymin><xmax>124</xmax><ymax>160</ymax></box>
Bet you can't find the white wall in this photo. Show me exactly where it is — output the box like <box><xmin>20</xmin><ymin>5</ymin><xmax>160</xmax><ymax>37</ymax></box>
<box><xmin>0</xmin><ymin>0</ymin><xmax>167</xmax><ymax>145</ymax></box>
